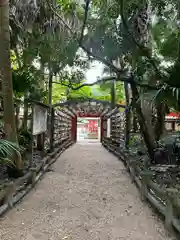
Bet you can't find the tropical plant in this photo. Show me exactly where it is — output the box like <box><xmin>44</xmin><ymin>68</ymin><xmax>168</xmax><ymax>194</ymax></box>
<box><xmin>0</xmin><ymin>139</ymin><xmax>23</xmax><ymax>166</ymax></box>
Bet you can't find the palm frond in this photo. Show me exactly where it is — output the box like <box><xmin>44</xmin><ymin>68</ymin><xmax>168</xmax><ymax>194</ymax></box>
<box><xmin>0</xmin><ymin>140</ymin><xmax>23</xmax><ymax>166</ymax></box>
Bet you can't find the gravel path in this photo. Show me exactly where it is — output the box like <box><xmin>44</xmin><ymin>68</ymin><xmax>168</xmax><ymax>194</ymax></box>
<box><xmin>0</xmin><ymin>143</ymin><xmax>176</xmax><ymax>240</ymax></box>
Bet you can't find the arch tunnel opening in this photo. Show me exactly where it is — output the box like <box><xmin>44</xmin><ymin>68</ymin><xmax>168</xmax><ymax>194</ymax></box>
<box><xmin>53</xmin><ymin>98</ymin><xmax>127</xmax><ymax>145</ymax></box>
<box><xmin>77</xmin><ymin>117</ymin><xmax>101</xmax><ymax>143</ymax></box>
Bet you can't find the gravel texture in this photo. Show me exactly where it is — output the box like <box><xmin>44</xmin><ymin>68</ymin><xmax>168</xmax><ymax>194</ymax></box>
<box><xmin>0</xmin><ymin>142</ymin><xmax>176</xmax><ymax>240</ymax></box>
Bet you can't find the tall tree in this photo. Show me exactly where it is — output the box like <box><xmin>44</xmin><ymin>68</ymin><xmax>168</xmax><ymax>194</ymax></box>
<box><xmin>0</xmin><ymin>0</ymin><xmax>22</xmax><ymax>169</ymax></box>
<box><xmin>0</xmin><ymin>0</ymin><xmax>18</xmax><ymax>143</ymax></box>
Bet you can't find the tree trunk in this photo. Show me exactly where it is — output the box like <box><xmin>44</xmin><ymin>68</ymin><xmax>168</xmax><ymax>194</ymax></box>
<box><xmin>111</xmin><ymin>79</ymin><xmax>116</xmax><ymax>108</ymax></box>
<box><xmin>40</xmin><ymin>62</ymin><xmax>44</xmax><ymax>84</ymax></box>
<box><xmin>48</xmin><ymin>71</ymin><xmax>53</xmax><ymax>143</ymax></box>
<box><xmin>48</xmin><ymin>71</ymin><xmax>53</xmax><ymax>127</ymax></box>
<box><xmin>49</xmin><ymin>107</ymin><xmax>54</xmax><ymax>152</ymax></box>
<box><xmin>48</xmin><ymin>71</ymin><xmax>53</xmax><ymax>106</ymax></box>
<box><xmin>36</xmin><ymin>62</ymin><xmax>45</xmax><ymax>154</ymax></box>
<box><xmin>132</xmin><ymin>112</ymin><xmax>138</xmax><ymax>132</ymax></box>
<box><xmin>22</xmin><ymin>93</ymin><xmax>28</xmax><ymax>130</ymax></box>
<box><xmin>14</xmin><ymin>46</ymin><xmax>22</xmax><ymax>69</ymax></box>
<box><xmin>130</xmin><ymin>82</ymin><xmax>155</xmax><ymax>160</ymax></box>
<box><xmin>15</xmin><ymin>104</ymin><xmax>20</xmax><ymax>130</ymax></box>
<box><xmin>154</xmin><ymin>103</ymin><xmax>166</xmax><ymax>141</ymax></box>
<box><xmin>140</xmin><ymin>93</ymin><xmax>155</xmax><ymax>142</ymax></box>
<box><xmin>40</xmin><ymin>61</ymin><xmax>45</xmax><ymax>102</ymax></box>
<box><xmin>0</xmin><ymin>0</ymin><xmax>22</xmax><ymax>169</ymax></box>
<box><xmin>124</xmin><ymin>82</ymin><xmax>131</xmax><ymax>149</ymax></box>
<box><xmin>0</xmin><ymin>0</ymin><xmax>17</xmax><ymax>142</ymax></box>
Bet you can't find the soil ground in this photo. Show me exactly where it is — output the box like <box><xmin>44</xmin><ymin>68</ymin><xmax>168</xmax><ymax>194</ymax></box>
<box><xmin>0</xmin><ymin>142</ymin><xmax>176</xmax><ymax>240</ymax></box>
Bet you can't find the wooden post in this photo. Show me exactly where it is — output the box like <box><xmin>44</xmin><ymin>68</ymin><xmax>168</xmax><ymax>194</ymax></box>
<box><xmin>37</xmin><ymin>134</ymin><xmax>42</xmax><ymax>151</ymax></box>
<box><xmin>140</xmin><ymin>171</ymin><xmax>153</xmax><ymax>201</ymax></box>
<box><xmin>30</xmin><ymin>104</ymin><xmax>34</xmax><ymax>167</ymax></box>
<box><xmin>37</xmin><ymin>133</ymin><xmax>45</xmax><ymax>157</ymax></box>
<box><xmin>100</xmin><ymin>116</ymin><xmax>104</xmax><ymax>142</ymax></box>
<box><xmin>126</xmin><ymin>157</ymin><xmax>130</xmax><ymax>172</ymax></box>
<box><xmin>172</xmin><ymin>121</ymin><xmax>175</xmax><ymax>131</ymax></box>
<box><xmin>75</xmin><ymin>116</ymin><xmax>77</xmax><ymax>142</ymax></box>
<box><xmin>130</xmin><ymin>160</ymin><xmax>136</xmax><ymax>183</ymax></box>
<box><xmin>141</xmin><ymin>177</ymin><xmax>148</xmax><ymax>201</ymax></box>
<box><xmin>165</xmin><ymin>198</ymin><xmax>173</xmax><ymax>231</ymax></box>
<box><xmin>30</xmin><ymin>168</ymin><xmax>37</xmax><ymax>186</ymax></box>
<box><xmin>165</xmin><ymin>188</ymin><xmax>176</xmax><ymax>231</ymax></box>
<box><xmin>71</xmin><ymin>116</ymin><xmax>77</xmax><ymax>142</ymax></box>
<box><xmin>71</xmin><ymin>117</ymin><xmax>74</xmax><ymax>142</ymax></box>
<box><xmin>42</xmin><ymin>133</ymin><xmax>45</xmax><ymax>156</ymax></box>
<box><xmin>4</xmin><ymin>182</ymin><xmax>15</xmax><ymax>208</ymax></box>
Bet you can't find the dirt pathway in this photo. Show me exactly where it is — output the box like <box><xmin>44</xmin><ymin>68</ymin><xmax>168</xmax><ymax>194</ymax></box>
<box><xmin>0</xmin><ymin>143</ymin><xmax>176</xmax><ymax>240</ymax></box>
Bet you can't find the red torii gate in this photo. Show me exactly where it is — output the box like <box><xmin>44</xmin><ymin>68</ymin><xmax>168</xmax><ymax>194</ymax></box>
<box><xmin>167</xmin><ymin>112</ymin><xmax>180</xmax><ymax>119</ymax></box>
<box><xmin>166</xmin><ymin>112</ymin><xmax>180</xmax><ymax>131</ymax></box>
<box><xmin>74</xmin><ymin>112</ymin><xmax>102</xmax><ymax>141</ymax></box>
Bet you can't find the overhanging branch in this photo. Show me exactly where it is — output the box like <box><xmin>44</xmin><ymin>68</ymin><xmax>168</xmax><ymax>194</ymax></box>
<box><xmin>78</xmin><ymin>0</ymin><xmax>125</xmax><ymax>74</ymax></box>
<box><xmin>79</xmin><ymin>0</ymin><xmax>91</xmax><ymax>44</ymax></box>
<box><xmin>119</xmin><ymin>0</ymin><xmax>163</xmax><ymax>78</ymax></box>
<box><xmin>47</xmin><ymin>0</ymin><xmax>125</xmax><ymax>75</ymax></box>
<box><xmin>52</xmin><ymin>76</ymin><xmax>117</xmax><ymax>90</ymax></box>
<box><xmin>48</xmin><ymin>0</ymin><xmax>165</xmax><ymax>91</ymax></box>
<box><xmin>80</xmin><ymin>45</ymin><xmax>125</xmax><ymax>74</ymax></box>
<box><xmin>47</xmin><ymin>1</ymin><xmax>75</xmax><ymax>35</ymax></box>
<box><xmin>52</xmin><ymin>75</ymin><xmax>160</xmax><ymax>91</ymax></box>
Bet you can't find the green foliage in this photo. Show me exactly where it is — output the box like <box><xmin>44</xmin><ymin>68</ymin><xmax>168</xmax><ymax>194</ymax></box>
<box><xmin>99</xmin><ymin>81</ymin><xmax>125</xmax><ymax>103</ymax></box>
<box><xmin>12</xmin><ymin>67</ymin><xmax>47</xmax><ymax>101</ymax></box>
<box><xmin>52</xmin><ymin>83</ymin><xmax>67</xmax><ymax>104</ymax></box>
<box><xmin>18</xmin><ymin>129</ymin><xmax>32</xmax><ymax>148</ymax></box>
<box><xmin>68</xmin><ymin>86</ymin><xmax>93</xmax><ymax>99</ymax></box>
<box><xmin>0</xmin><ymin>140</ymin><xmax>22</xmax><ymax>166</ymax></box>
<box><xmin>91</xmin><ymin>0</ymin><xmax>180</xmax><ymax>111</ymax></box>
<box><xmin>129</xmin><ymin>134</ymin><xmax>143</xmax><ymax>147</ymax></box>
<box><xmin>9</xmin><ymin>0</ymin><xmax>180</xmax><ymax>131</ymax></box>
<box><xmin>52</xmin><ymin>80</ymin><xmax>125</xmax><ymax>104</ymax></box>
<box><xmin>12</xmin><ymin>70</ymin><xmax>34</xmax><ymax>97</ymax></box>
<box><xmin>159</xmin><ymin>32</ymin><xmax>179</xmax><ymax>59</ymax></box>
